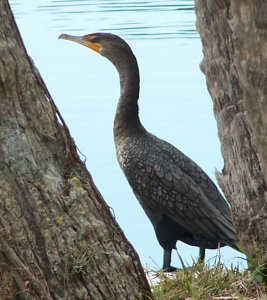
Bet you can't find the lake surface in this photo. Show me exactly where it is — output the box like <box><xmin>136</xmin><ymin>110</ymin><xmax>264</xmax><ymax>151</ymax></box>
<box><xmin>10</xmin><ymin>0</ymin><xmax>242</xmax><ymax>269</ymax></box>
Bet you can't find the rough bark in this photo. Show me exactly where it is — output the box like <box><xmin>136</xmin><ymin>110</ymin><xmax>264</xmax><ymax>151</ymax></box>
<box><xmin>195</xmin><ymin>0</ymin><xmax>267</xmax><ymax>265</ymax></box>
<box><xmin>0</xmin><ymin>1</ymin><xmax>152</xmax><ymax>299</ymax></box>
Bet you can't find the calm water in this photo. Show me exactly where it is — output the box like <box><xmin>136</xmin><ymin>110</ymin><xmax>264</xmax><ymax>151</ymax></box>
<box><xmin>10</xmin><ymin>0</ymin><xmax>242</xmax><ymax>269</ymax></box>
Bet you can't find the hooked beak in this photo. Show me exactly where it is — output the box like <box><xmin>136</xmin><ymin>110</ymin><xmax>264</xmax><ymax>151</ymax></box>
<box><xmin>58</xmin><ymin>34</ymin><xmax>101</xmax><ymax>53</ymax></box>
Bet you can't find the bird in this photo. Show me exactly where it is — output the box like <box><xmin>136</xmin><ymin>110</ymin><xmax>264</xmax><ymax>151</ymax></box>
<box><xmin>59</xmin><ymin>32</ymin><xmax>239</xmax><ymax>271</ymax></box>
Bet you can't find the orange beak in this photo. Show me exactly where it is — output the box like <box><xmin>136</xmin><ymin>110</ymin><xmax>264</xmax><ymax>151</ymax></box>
<box><xmin>58</xmin><ymin>34</ymin><xmax>101</xmax><ymax>53</ymax></box>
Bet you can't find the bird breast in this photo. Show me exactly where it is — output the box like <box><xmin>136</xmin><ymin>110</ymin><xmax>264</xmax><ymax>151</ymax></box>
<box><xmin>115</xmin><ymin>134</ymin><xmax>144</xmax><ymax>170</ymax></box>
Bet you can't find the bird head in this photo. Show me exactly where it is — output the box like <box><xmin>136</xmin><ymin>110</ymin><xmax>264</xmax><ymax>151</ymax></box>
<box><xmin>58</xmin><ymin>33</ymin><xmax>102</xmax><ymax>53</ymax></box>
<box><xmin>58</xmin><ymin>32</ymin><xmax>132</xmax><ymax>62</ymax></box>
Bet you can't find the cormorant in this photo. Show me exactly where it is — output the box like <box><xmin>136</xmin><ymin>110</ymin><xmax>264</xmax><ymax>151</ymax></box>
<box><xmin>59</xmin><ymin>32</ymin><xmax>239</xmax><ymax>271</ymax></box>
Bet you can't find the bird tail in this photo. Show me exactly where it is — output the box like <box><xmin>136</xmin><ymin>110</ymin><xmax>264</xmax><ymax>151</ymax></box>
<box><xmin>227</xmin><ymin>239</ymin><xmax>242</xmax><ymax>253</ymax></box>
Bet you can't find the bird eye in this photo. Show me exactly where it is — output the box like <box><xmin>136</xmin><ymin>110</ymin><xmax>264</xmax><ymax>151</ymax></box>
<box><xmin>90</xmin><ymin>36</ymin><xmax>99</xmax><ymax>43</ymax></box>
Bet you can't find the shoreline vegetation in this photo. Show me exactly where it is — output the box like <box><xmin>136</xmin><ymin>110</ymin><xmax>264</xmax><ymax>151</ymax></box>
<box><xmin>146</xmin><ymin>254</ymin><xmax>266</xmax><ymax>299</ymax></box>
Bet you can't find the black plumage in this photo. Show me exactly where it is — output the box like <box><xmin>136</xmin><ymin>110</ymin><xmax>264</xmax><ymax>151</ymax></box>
<box><xmin>59</xmin><ymin>32</ymin><xmax>239</xmax><ymax>271</ymax></box>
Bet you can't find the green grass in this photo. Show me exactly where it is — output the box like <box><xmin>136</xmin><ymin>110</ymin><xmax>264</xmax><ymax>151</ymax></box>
<box><xmin>147</xmin><ymin>256</ymin><xmax>266</xmax><ymax>299</ymax></box>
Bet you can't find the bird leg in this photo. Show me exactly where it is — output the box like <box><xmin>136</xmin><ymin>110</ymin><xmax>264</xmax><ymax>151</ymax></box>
<box><xmin>162</xmin><ymin>249</ymin><xmax>177</xmax><ymax>272</ymax></box>
<box><xmin>198</xmin><ymin>247</ymin><xmax>205</xmax><ymax>263</ymax></box>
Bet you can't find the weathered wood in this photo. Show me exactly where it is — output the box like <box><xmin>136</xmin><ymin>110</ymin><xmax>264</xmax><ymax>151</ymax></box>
<box><xmin>195</xmin><ymin>0</ymin><xmax>267</xmax><ymax>264</ymax></box>
<box><xmin>0</xmin><ymin>1</ymin><xmax>152</xmax><ymax>299</ymax></box>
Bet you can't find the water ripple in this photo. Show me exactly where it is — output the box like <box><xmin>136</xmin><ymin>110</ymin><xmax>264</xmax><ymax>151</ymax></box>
<box><xmin>10</xmin><ymin>0</ymin><xmax>197</xmax><ymax>40</ymax></box>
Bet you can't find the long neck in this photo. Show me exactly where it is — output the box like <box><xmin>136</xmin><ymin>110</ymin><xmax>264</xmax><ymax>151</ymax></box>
<box><xmin>112</xmin><ymin>50</ymin><xmax>142</xmax><ymax>137</ymax></box>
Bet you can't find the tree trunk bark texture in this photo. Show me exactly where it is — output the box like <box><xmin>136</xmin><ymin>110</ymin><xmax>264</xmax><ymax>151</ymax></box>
<box><xmin>195</xmin><ymin>0</ymin><xmax>267</xmax><ymax>264</ymax></box>
<box><xmin>0</xmin><ymin>1</ymin><xmax>151</xmax><ymax>299</ymax></box>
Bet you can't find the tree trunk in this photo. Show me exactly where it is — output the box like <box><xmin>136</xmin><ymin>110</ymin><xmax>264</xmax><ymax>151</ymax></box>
<box><xmin>195</xmin><ymin>0</ymin><xmax>267</xmax><ymax>265</ymax></box>
<box><xmin>0</xmin><ymin>1</ymin><xmax>152</xmax><ymax>299</ymax></box>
